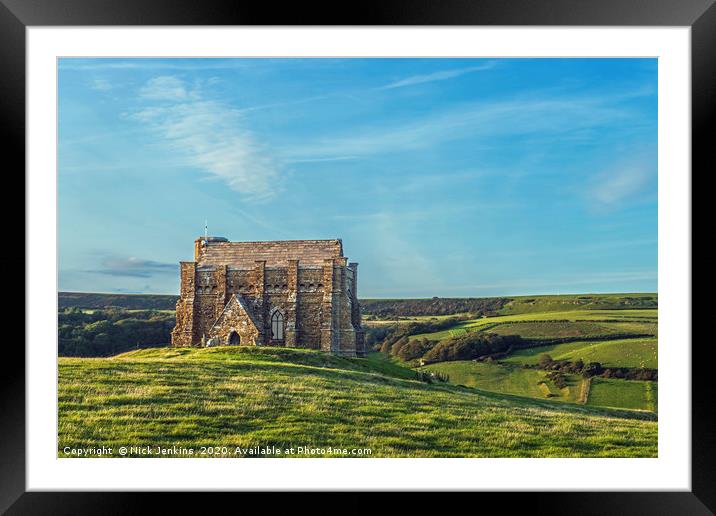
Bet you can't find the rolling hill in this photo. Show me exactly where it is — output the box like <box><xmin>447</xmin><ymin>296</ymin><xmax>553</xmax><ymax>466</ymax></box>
<box><xmin>58</xmin><ymin>346</ymin><xmax>657</xmax><ymax>458</ymax></box>
<box><xmin>382</xmin><ymin>302</ymin><xmax>657</xmax><ymax>412</ymax></box>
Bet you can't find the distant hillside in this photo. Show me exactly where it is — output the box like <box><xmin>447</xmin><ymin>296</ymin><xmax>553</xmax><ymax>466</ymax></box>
<box><xmin>59</xmin><ymin>292</ymin><xmax>508</xmax><ymax>314</ymax></box>
<box><xmin>362</xmin><ymin>293</ymin><xmax>657</xmax><ymax>318</ymax></box>
<box><xmin>59</xmin><ymin>292</ymin><xmax>657</xmax><ymax>315</ymax></box>
<box><xmin>59</xmin><ymin>292</ymin><xmax>179</xmax><ymax>310</ymax></box>
<box><xmin>497</xmin><ymin>293</ymin><xmax>657</xmax><ymax>315</ymax></box>
<box><xmin>377</xmin><ymin>302</ymin><xmax>658</xmax><ymax>412</ymax></box>
<box><xmin>361</xmin><ymin>297</ymin><xmax>507</xmax><ymax>318</ymax></box>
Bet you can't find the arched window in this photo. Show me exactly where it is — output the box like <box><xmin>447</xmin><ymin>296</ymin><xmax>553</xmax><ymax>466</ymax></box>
<box><xmin>271</xmin><ymin>311</ymin><xmax>284</xmax><ymax>341</ymax></box>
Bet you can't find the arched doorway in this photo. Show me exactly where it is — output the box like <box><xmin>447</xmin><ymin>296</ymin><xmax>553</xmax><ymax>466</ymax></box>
<box><xmin>228</xmin><ymin>331</ymin><xmax>240</xmax><ymax>346</ymax></box>
<box><xmin>271</xmin><ymin>310</ymin><xmax>284</xmax><ymax>342</ymax></box>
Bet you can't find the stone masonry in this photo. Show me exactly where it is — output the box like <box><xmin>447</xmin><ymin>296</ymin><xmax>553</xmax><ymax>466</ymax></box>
<box><xmin>171</xmin><ymin>237</ymin><xmax>365</xmax><ymax>357</ymax></box>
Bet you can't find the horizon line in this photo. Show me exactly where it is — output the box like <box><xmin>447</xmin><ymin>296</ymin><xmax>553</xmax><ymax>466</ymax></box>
<box><xmin>57</xmin><ymin>290</ymin><xmax>658</xmax><ymax>300</ymax></box>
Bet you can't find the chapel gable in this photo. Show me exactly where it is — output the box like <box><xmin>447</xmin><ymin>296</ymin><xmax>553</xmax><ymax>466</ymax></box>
<box><xmin>207</xmin><ymin>294</ymin><xmax>262</xmax><ymax>346</ymax></box>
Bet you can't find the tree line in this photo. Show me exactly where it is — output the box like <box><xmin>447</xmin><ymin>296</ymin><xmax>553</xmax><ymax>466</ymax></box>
<box><xmin>59</xmin><ymin>292</ymin><xmax>179</xmax><ymax>310</ymax></box>
<box><xmin>378</xmin><ymin>319</ymin><xmax>527</xmax><ymax>365</ymax></box>
<box><xmin>534</xmin><ymin>354</ymin><xmax>657</xmax><ymax>382</ymax></box>
<box><xmin>372</xmin><ymin>316</ymin><xmax>471</xmax><ymax>354</ymax></box>
<box><xmin>361</xmin><ymin>297</ymin><xmax>507</xmax><ymax>318</ymax></box>
<box><xmin>59</xmin><ymin>307</ymin><xmax>175</xmax><ymax>357</ymax></box>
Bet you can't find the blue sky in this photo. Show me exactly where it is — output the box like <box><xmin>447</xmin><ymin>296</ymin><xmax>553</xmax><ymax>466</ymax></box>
<box><xmin>58</xmin><ymin>58</ymin><xmax>657</xmax><ymax>298</ymax></box>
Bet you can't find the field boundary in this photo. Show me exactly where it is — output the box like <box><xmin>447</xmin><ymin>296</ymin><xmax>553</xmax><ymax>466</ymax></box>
<box><xmin>645</xmin><ymin>381</ymin><xmax>657</xmax><ymax>413</ymax></box>
<box><xmin>578</xmin><ymin>377</ymin><xmax>592</xmax><ymax>404</ymax></box>
<box><xmin>438</xmin><ymin>319</ymin><xmax>656</xmax><ymax>343</ymax></box>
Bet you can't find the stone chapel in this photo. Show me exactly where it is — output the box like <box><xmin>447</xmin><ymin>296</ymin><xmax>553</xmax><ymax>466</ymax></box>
<box><xmin>171</xmin><ymin>237</ymin><xmax>365</xmax><ymax>357</ymax></box>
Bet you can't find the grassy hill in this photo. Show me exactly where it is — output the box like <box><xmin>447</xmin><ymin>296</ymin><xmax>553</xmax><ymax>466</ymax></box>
<box><xmin>58</xmin><ymin>347</ymin><xmax>657</xmax><ymax>458</ymax></box>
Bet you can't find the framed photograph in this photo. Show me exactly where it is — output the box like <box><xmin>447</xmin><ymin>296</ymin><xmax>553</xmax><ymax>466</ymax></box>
<box><xmin>4</xmin><ymin>0</ymin><xmax>712</xmax><ymax>511</ymax></box>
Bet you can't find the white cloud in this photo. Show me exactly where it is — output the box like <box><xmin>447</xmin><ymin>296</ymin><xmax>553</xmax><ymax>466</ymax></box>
<box><xmin>130</xmin><ymin>76</ymin><xmax>281</xmax><ymax>201</ymax></box>
<box><xmin>379</xmin><ymin>62</ymin><xmax>496</xmax><ymax>90</ymax></box>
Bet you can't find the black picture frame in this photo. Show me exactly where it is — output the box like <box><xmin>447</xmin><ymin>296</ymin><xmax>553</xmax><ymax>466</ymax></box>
<box><xmin>3</xmin><ymin>0</ymin><xmax>711</xmax><ymax>512</ymax></box>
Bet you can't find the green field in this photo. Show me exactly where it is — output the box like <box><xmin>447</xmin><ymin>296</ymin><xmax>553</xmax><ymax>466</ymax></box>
<box><xmin>421</xmin><ymin>361</ymin><xmax>582</xmax><ymax>403</ymax></box>
<box><xmin>398</xmin><ymin>301</ymin><xmax>657</xmax><ymax>413</ymax></box>
<box><xmin>497</xmin><ymin>294</ymin><xmax>658</xmax><ymax>315</ymax></box>
<box><xmin>587</xmin><ymin>378</ymin><xmax>658</xmax><ymax>412</ymax></box>
<box><xmin>409</xmin><ymin>322</ymin><xmax>474</xmax><ymax>341</ymax></box>
<box><xmin>486</xmin><ymin>320</ymin><xmax>656</xmax><ymax>340</ymax></box>
<box><xmin>489</xmin><ymin>309</ymin><xmax>658</xmax><ymax>322</ymax></box>
<box><xmin>58</xmin><ymin>347</ymin><xmax>657</xmax><ymax>458</ymax></box>
<box><xmin>502</xmin><ymin>338</ymin><xmax>658</xmax><ymax>369</ymax></box>
<box><xmin>363</xmin><ymin>313</ymin><xmax>471</xmax><ymax>328</ymax></box>
<box><xmin>410</xmin><ymin>309</ymin><xmax>658</xmax><ymax>342</ymax></box>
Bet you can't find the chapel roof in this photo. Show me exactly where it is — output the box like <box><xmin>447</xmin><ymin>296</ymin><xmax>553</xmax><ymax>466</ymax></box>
<box><xmin>195</xmin><ymin>238</ymin><xmax>344</xmax><ymax>267</ymax></box>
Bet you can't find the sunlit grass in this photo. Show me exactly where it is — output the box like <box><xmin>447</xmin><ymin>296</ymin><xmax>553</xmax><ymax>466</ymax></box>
<box><xmin>587</xmin><ymin>378</ymin><xmax>659</xmax><ymax>412</ymax></box>
<box><xmin>502</xmin><ymin>338</ymin><xmax>658</xmax><ymax>369</ymax></box>
<box><xmin>58</xmin><ymin>347</ymin><xmax>657</xmax><ymax>458</ymax></box>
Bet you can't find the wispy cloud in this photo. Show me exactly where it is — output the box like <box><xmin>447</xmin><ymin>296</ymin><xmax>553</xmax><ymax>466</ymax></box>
<box><xmin>379</xmin><ymin>62</ymin><xmax>496</xmax><ymax>90</ymax></box>
<box><xmin>281</xmin><ymin>90</ymin><xmax>646</xmax><ymax>161</ymax></box>
<box><xmin>588</xmin><ymin>156</ymin><xmax>655</xmax><ymax>209</ymax></box>
<box><xmin>235</xmin><ymin>94</ymin><xmax>330</xmax><ymax>115</ymax></box>
<box><xmin>59</xmin><ymin>59</ymin><xmax>253</xmax><ymax>71</ymax></box>
<box><xmin>405</xmin><ymin>269</ymin><xmax>658</xmax><ymax>296</ymax></box>
<box><xmin>286</xmin><ymin>155</ymin><xmax>359</xmax><ymax>164</ymax></box>
<box><xmin>87</xmin><ymin>256</ymin><xmax>177</xmax><ymax>278</ymax></box>
<box><xmin>139</xmin><ymin>76</ymin><xmax>192</xmax><ymax>101</ymax></box>
<box><xmin>128</xmin><ymin>76</ymin><xmax>281</xmax><ymax>201</ymax></box>
<box><xmin>356</xmin><ymin>212</ymin><xmax>441</xmax><ymax>288</ymax></box>
<box><xmin>91</xmin><ymin>78</ymin><xmax>113</xmax><ymax>91</ymax></box>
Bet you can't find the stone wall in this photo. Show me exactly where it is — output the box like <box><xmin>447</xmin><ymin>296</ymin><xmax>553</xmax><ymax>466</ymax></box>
<box><xmin>296</xmin><ymin>292</ymin><xmax>322</xmax><ymax>348</ymax></box>
<box><xmin>170</xmin><ymin>262</ymin><xmax>196</xmax><ymax>347</ymax></box>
